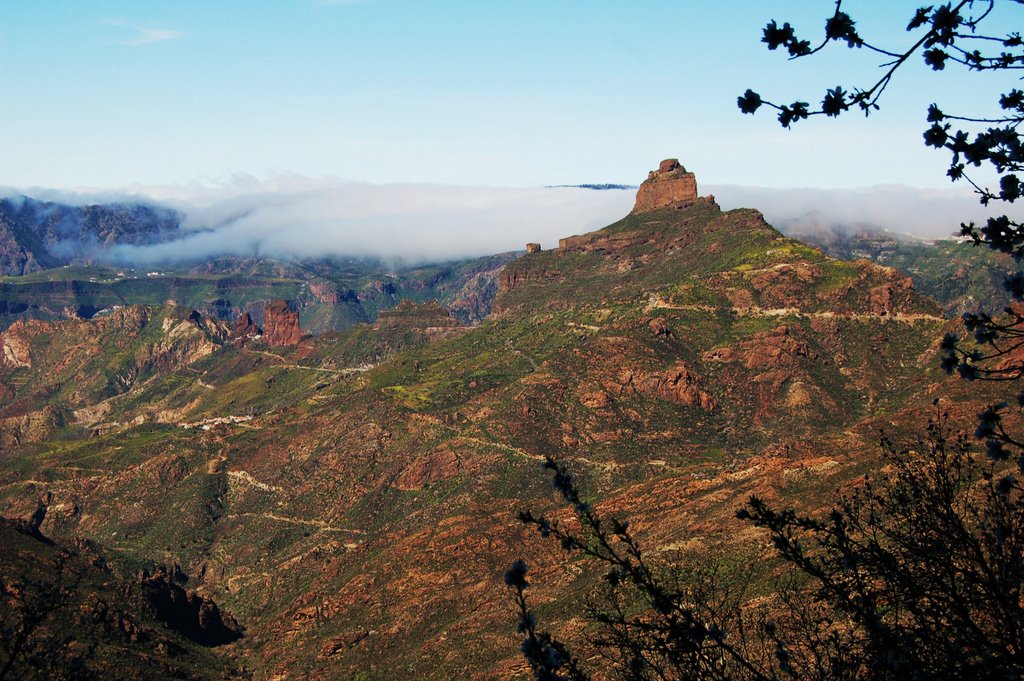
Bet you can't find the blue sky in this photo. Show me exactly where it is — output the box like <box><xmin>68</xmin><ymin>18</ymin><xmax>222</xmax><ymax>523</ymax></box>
<box><xmin>0</xmin><ymin>1</ymin><xmax>1008</xmax><ymax>190</ymax></box>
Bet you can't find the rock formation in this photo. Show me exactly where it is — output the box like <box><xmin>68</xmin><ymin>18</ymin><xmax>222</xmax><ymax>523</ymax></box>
<box><xmin>309</xmin><ymin>280</ymin><xmax>342</xmax><ymax>305</ymax></box>
<box><xmin>140</xmin><ymin>567</ymin><xmax>243</xmax><ymax>646</ymax></box>
<box><xmin>526</xmin><ymin>243</ymin><xmax>541</xmax><ymax>253</ymax></box>
<box><xmin>262</xmin><ymin>300</ymin><xmax>304</xmax><ymax>346</ymax></box>
<box><xmin>632</xmin><ymin>158</ymin><xmax>698</xmax><ymax>213</ymax></box>
<box><xmin>230</xmin><ymin>311</ymin><xmax>261</xmax><ymax>343</ymax></box>
<box><xmin>1</xmin><ymin>321</ymin><xmax>33</xmax><ymax>368</ymax></box>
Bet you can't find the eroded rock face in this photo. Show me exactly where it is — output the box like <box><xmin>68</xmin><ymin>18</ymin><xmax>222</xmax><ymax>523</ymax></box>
<box><xmin>633</xmin><ymin>158</ymin><xmax>698</xmax><ymax>213</ymax></box>
<box><xmin>262</xmin><ymin>300</ymin><xmax>304</xmax><ymax>346</ymax></box>
<box><xmin>230</xmin><ymin>312</ymin><xmax>261</xmax><ymax>342</ymax></box>
<box><xmin>614</xmin><ymin>363</ymin><xmax>717</xmax><ymax>410</ymax></box>
<box><xmin>704</xmin><ymin>324</ymin><xmax>816</xmax><ymax>371</ymax></box>
<box><xmin>1</xmin><ymin>321</ymin><xmax>33</xmax><ymax>368</ymax></box>
<box><xmin>869</xmin><ymin>275</ymin><xmax>915</xmax><ymax>315</ymax></box>
<box><xmin>525</xmin><ymin>243</ymin><xmax>541</xmax><ymax>253</ymax></box>
<box><xmin>309</xmin><ymin>280</ymin><xmax>342</xmax><ymax>305</ymax></box>
<box><xmin>0</xmin><ymin>405</ymin><xmax>63</xmax><ymax>449</ymax></box>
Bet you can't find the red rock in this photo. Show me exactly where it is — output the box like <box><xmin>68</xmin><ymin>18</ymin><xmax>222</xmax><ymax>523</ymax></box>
<box><xmin>309</xmin><ymin>280</ymin><xmax>342</xmax><ymax>305</ymax></box>
<box><xmin>526</xmin><ymin>243</ymin><xmax>541</xmax><ymax>253</ymax></box>
<box><xmin>611</xmin><ymin>362</ymin><xmax>716</xmax><ymax>411</ymax></box>
<box><xmin>230</xmin><ymin>311</ymin><xmax>261</xmax><ymax>343</ymax></box>
<box><xmin>868</xmin><ymin>276</ymin><xmax>914</xmax><ymax>315</ymax></box>
<box><xmin>648</xmin><ymin>317</ymin><xmax>673</xmax><ymax>337</ymax></box>
<box><xmin>579</xmin><ymin>390</ymin><xmax>612</xmax><ymax>408</ymax></box>
<box><xmin>262</xmin><ymin>300</ymin><xmax>304</xmax><ymax>346</ymax></box>
<box><xmin>633</xmin><ymin>159</ymin><xmax>698</xmax><ymax>213</ymax></box>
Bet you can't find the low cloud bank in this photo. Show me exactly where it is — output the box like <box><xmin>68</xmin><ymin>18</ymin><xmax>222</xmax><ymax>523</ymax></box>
<box><xmin>708</xmin><ymin>184</ymin><xmax>1019</xmax><ymax>242</ymax></box>
<box><xmin>105</xmin><ymin>181</ymin><xmax>637</xmax><ymax>266</ymax></box>
<box><xmin>5</xmin><ymin>178</ymin><xmax>1019</xmax><ymax>267</ymax></box>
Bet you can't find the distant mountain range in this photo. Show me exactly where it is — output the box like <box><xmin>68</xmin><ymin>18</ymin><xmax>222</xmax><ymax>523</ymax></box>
<box><xmin>0</xmin><ymin>195</ymin><xmax>518</xmax><ymax>332</ymax></box>
<box><xmin>0</xmin><ymin>195</ymin><xmax>181</xmax><ymax>276</ymax></box>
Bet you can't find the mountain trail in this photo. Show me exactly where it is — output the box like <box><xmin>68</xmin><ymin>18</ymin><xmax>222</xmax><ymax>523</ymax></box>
<box><xmin>227</xmin><ymin>469</ymin><xmax>284</xmax><ymax>493</ymax></box>
<box><xmin>646</xmin><ymin>294</ymin><xmax>945</xmax><ymax>323</ymax></box>
<box><xmin>224</xmin><ymin>511</ymin><xmax>359</xmax><ymax>534</ymax></box>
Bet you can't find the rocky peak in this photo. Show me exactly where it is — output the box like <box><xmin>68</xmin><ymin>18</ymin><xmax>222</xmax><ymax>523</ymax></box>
<box><xmin>633</xmin><ymin>158</ymin><xmax>698</xmax><ymax>213</ymax></box>
<box><xmin>262</xmin><ymin>299</ymin><xmax>304</xmax><ymax>346</ymax></box>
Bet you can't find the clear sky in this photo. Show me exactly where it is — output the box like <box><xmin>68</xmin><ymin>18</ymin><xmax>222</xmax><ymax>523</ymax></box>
<box><xmin>0</xmin><ymin>1</ymin><xmax>1009</xmax><ymax>191</ymax></box>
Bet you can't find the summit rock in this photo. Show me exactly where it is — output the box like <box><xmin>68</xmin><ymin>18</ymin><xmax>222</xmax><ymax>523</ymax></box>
<box><xmin>632</xmin><ymin>158</ymin><xmax>699</xmax><ymax>213</ymax></box>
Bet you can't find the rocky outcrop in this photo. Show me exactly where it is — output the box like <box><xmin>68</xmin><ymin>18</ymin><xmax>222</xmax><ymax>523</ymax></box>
<box><xmin>1</xmin><ymin>321</ymin><xmax>33</xmax><ymax>368</ymax></box>
<box><xmin>593</xmin><ymin>361</ymin><xmax>717</xmax><ymax>411</ymax></box>
<box><xmin>140</xmin><ymin>567</ymin><xmax>243</xmax><ymax>646</ymax></box>
<box><xmin>868</xmin><ymin>275</ymin><xmax>915</xmax><ymax>316</ymax></box>
<box><xmin>447</xmin><ymin>271</ymin><xmax>500</xmax><ymax>326</ymax></box>
<box><xmin>497</xmin><ymin>266</ymin><xmax>563</xmax><ymax>296</ymax></box>
<box><xmin>648</xmin><ymin>317</ymin><xmax>673</xmax><ymax>337</ymax></box>
<box><xmin>559</xmin><ymin>230</ymin><xmax>655</xmax><ymax>254</ymax></box>
<box><xmin>633</xmin><ymin>159</ymin><xmax>698</xmax><ymax>213</ymax></box>
<box><xmin>309</xmin><ymin>280</ymin><xmax>342</xmax><ymax>305</ymax></box>
<box><xmin>623</xmin><ymin>363</ymin><xmax>717</xmax><ymax>410</ymax></box>
<box><xmin>525</xmin><ymin>243</ymin><xmax>541</xmax><ymax>253</ymax></box>
<box><xmin>230</xmin><ymin>312</ymin><xmax>261</xmax><ymax>342</ymax></box>
<box><xmin>0</xmin><ymin>405</ymin><xmax>63</xmax><ymax>448</ymax></box>
<box><xmin>704</xmin><ymin>324</ymin><xmax>816</xmax><ymax>370</ymax></box>
<box><xmin>262</xmin><ymin>300</ymin><xmax>304</xmax><ymax>346</ymax></box>
<box><xmin>143</xmin><ymin>312</ymin><xmax>227</xmax><ymax>373</ymax></box>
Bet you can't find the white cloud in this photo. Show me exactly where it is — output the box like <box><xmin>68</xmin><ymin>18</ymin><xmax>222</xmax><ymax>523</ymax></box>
<box><xmin>103</xmin><ymin>19</ymin><xmax>183</xmax><ymax>46</ymax></box>
<box><xmin>706</xmin><ymin>184</ymin><xmax>1022</xmax><ymax>241</ymax></box>
<box><xmin>93</xmin><ymin>177</ymin><xmax>636</xmax><ymax>265</ymax></box>
<box><xmin>7</xmin><ymin>176</ymin><xmax>1019</xmax><ymax>267</ymax></box>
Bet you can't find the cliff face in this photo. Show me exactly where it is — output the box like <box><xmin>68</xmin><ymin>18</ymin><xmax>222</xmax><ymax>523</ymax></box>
<box><xmin>262</xmin><ymin>299</ymin><xmax>304</xmax><ymax>346</ymax></box>
<box><xmin>632</xmin><ymin>158</ymin><xmax>698</xmax><ymax>213</ymax></box>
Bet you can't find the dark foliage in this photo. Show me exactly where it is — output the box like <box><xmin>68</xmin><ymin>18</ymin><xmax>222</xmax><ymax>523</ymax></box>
<box><xmin>744</xmin><ymin>412</ymin><xmax>1024</xmax><ymax>679</ymax></box>
<box><xmin>511</xmin><ymin>458</ymin><xmax>774</xmax><ymax>681</ymax></box>
<box><xmin>509</xmin><ymin>415</ymin><xmax>1024</xmax><ymax>679</ymax></box>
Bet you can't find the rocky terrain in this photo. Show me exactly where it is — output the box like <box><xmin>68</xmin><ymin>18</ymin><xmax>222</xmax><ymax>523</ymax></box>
<box><xmin>0</xmin><ymin>162</ymin><xmax>999</xmax><ymax>679</ymax></box>
<box><xmin>787</xmin><ymin>225</ymin><xmax>1018</xmax><ymax>316</ymax></box>
<box><xmin>0</xmin><ymin>253</ymin><xmax>519</xmax><ymax>336</ymax></box>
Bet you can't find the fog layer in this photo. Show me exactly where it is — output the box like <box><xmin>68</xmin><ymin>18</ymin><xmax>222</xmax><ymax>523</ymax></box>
<box><xmin>4</xmin><ymin>177</ymin><xmax>1016</xmax><ymax>266</ymax></box>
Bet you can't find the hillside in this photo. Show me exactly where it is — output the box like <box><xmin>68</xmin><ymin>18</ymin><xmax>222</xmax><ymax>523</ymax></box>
<box><xmin>0</xmin><ymin>161</ymin><xmax>988</xmax><ymax>679</ymax></box>
<box><xmin>0</xmin><ymin>253</ymin><xmax>516</xmax><ymax>334</ymax></box>
<box><xmin>0</xmin><ymin>516</ymin><xmax>246</xmax><ymax>679</ymax></box>
<box><xmin>788</xmin><ymin>226</ymin><xmax>1017</xmax><ymax>316</ymax></box>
